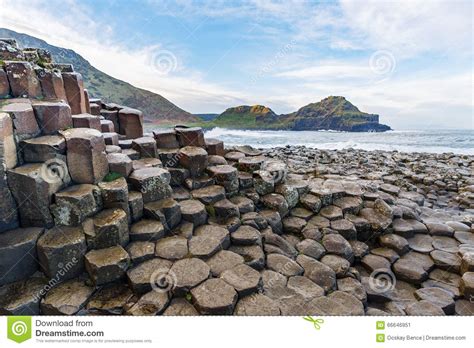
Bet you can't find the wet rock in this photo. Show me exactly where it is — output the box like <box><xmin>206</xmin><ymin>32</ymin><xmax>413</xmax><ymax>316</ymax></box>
<box><xmin>41</xmin><ymin>278</ymin><xmax>94</xmax><ymax>315</ymax></box>
<box><xmin>191</xmin><ymin>278</ymin><xmax>238</xmax><ymax>314</ymax></box>
<box><xmin>407</xmin><ymin>234</ymin><xmax>434</xmax><ymax>253</ymax></box>
<box><xmin>85</xmin><ymin>246</ymin><xmax>130</xmax><ymax>285</ymax></box>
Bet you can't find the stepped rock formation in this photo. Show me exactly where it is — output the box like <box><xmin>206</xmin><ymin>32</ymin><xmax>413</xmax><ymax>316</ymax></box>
<box><xmin>0</xmin><ymin>39</ymin><xmax>473</xmax><ymax>316</ymax></box>
<box><xmin>212</xmin><ymin>96</ymin><xmax>391</xmax><ymax>132</ymax></box>
<box><xmin>0</xmin><ymin>28</ymin><xmax>198</xmax><ymax>125</ymax></box>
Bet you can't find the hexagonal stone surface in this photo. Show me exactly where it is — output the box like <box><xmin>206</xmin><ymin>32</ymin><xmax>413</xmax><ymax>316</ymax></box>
<box><xmin>179</xmin><ymin>199</ymin><xmax>207</xmax><ymax>226</ymax></box>
<box><xmin>295</xmin><ymin>239</ymin><xmax>325</xmax><ymax>260</ymax></box>
<box><xmin>319</xmin><ymin>205</ymin><xmax>343</xmax><ymax>221</ymax></box>
<box><xmin>430</xmin><ymin>250</ymin><xmax>461</xmax><ymax>272</ymax></box>
<box><xmin>128</xmin><ymin>167</ymin><xmax>172</xmax><ymax>203</ymax></box>
<box><xmin>163</xmin><ymin>298</ymin><xmax>199</xmax><ymax>316</ymax></box>
<box><xmin>178</xmin><ymin>146</ymin><xmax>208</xmax><ymax>178</ymax></box>
<box><xmin>287</xmin><ymin>276</ymin><xmax>325</xmax><ymax>299</ymax></box>
<box><xmin>190</xmin><ymin>278</ymin><xmax>238</xmax><ymax>314</ymax></box>
<box><xmin>405</xmin><ymin>300</ymin><xmax>445</xmax><ymax>315</ymax></box>
<box><xmin>266</xmin><ymin>253</ymin><xmax>303</xmax><ymax>277</ymax></box>
<box><xmin>41</xmin><ymin>278</ymin><xmax>94</xmax><ymax>315</ymax></box>
<box><xmin>296</xmin><ymin>254</ymin><xmax>336</xmax><ymax>292</ymax></box>
<box><xmin>86</xmin><ymin>284</ymin><xmax>134</xmax><ymax>315</ymax></box>
<box><xmin>392</xmin><ymin>218</ymin><xmax>427</xmax><ymax>238</ymax></box>
<box><xmin>126</xmin><ymin>258</ymin><xmax>173</xmax><ymax>294</ymax></box>
<box><xmin>0</xmin><ymin>277</ymin><xmax>49</xmax><ymax>315</ymax></box>
<box><xmin>155</xmin><ymin>236</ymin><xmax>188</xmax><ymax>260</ymax></box>
<box><xmin>221</xmin><ymin>264</ymin><xmax>261</xmax><ymax>296</ymax></box>
<box><xmin>460</xmin><ymin>272</ymin><xmax>474</xmax><ymax>299</ymax></box>
<box><xmin>85</xmin><ymin>246</ymin><xmax>130</xmax><ymax>286</ymax></box>
<box><xmin>337</xmin><ymin>277</ymin><xmax>367</xmax><ymax>302</ymax></box>
<box><xmin>191</xmin><ymin>185</ymin><xmax>226</xmax><ymax>205</ymax></box>
<box><xmin>169</xmin><ymin>258</ymin><xmax>210</xmax><ymax>294</ymax></box>
<box><xmin>330</xmin><ymin>219</ymin><xmax>356</xmax><ymax>240</ymax></box>
<box><xmin>129</xmin><ymin>219</ymin><xmax>165</xmax><ymax>241</ymax></box>
<box><xmin>84</xmin><ymin>208</ymin><xmax>129</xmax><ymax>249</ymax></box>
<box><xmin>234</xmin><ymin>294</ymin><xmax>280</xmax><ymax>315</ymax></box>
<box><xmin>379</xmin><ymin>233</ymin><xmax>409</xmax><ymax>254</ymax></box>
<box><xmin>414</xmin><ymin>287</ymin><xmax>455</xmax><ymax>314</ymax></box>
<box><xmin>327</xmin><ymin>290</ymin><xmax>365</xmax><ymax>315</ymax></box>
<box><xmin>229</xmin><ymin>244</ymin><xmax>265</xmax><ymax>270</ymax></box>
<box><xmin>126</xmin><ymin>291</ymin><xmax>170</xmax><ymax>316</ymax></box>
<box><xmin>321</xmin><ymin>254</ymin><xmax>350</xmax><ymax>277</ymax></box>
<box><xmin>322</xmin><ymin>234</ymin><xmax>354</xmax><ymax>261</ymax></box>
<box><xmin>206</xmin><ymin>250</ymin><xmax>245</xmax><ymax>277</ymax></box>
<box><xmin>231</xmin><ymin>225</ymin><xmax>262</xmax><ymax>245</ymax></box>
<box><xmin>37</xmin><ymin>226</ymin><xmax>87</xmax><ymax>281</ymax></box>
<box><xmin>432</xmin><ymin>236</ymin><xmax>459</xmax><ymax>253</ymax></box>
<box><xmin>189</xmin><ymin>225</ymin><xmax>230</xmax><ymax>258</ymax></box>
<box><xmin>407</xmin><ymin>234</ymin><xmax>434</xmax><ymax>253</ymax></box>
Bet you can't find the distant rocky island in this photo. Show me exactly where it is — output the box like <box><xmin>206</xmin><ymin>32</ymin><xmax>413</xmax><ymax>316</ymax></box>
<box><xmin>198</xmin><ymin>96</ymin><xmax>391</xmax><ymax>132</ymax></box>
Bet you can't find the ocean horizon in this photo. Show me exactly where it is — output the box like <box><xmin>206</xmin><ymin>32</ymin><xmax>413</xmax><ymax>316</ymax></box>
<box><xmin>145</xmin><ymin>126</ymin><xmax>474</xmax><ymax>155</ymax></box>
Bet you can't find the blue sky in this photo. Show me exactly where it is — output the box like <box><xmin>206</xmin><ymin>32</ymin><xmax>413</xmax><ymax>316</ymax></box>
<box><xmin>0</xmin><ymin>0</ymin><xmax>472</xmax><ymax>129</ymax></box>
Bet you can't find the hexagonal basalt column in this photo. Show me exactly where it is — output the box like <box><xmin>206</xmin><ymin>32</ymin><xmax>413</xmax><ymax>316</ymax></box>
<box><xmin>7</xmin><ymin>163</ymin><xmax>70</xmax><ymax>227</ymax></box>
<box><xmin>62</xmin><ymin>72</ymin><xmax>87</xmax><ymax>114</ymax></box>
<box><xmin>128</xmin><ymin>167</ymin><xmax>172</xmax><ymax>203</ymax></box>
<box><xmin>4</xmin><ymin>61</ymin><xmax>42</xmax><ymax>98</ymax></box>
<box><xmin>132</xmin><ymin>137</ymin><xmax>157</xmax><ymax>158</ymax></box>
<box><xmin>1</xmin><ymin>102</ymin><xmax>40</xmax><ymax>141</ymax></box>
<box><xmin>178</xmin><ymin>146</ymin><xmax>208</xmax><ymax>178</ymax></box>
<box><xmin>50</xmin><ymin>184</ymin><xmax>102</xmax><ymax>226</ymax></box>
<box><xmin>36</xmin><ymin>226</ymin><xmax>87</xmax><ymax>280</ymax></box>
<box><xmin>37</xmin><ymin>68</ymin><xmax>67</xmax><ymax>100</ymax></box>
<box><xmin>175</xmin><ymin>126</ymin><xmax>205</xmax><ymax>147</ymax></box>
<box><xmin>32</xmin><ymin>101</ymin><xmax>72</xmax><ymax>135</ymax></box>
<box><xmin>0</xmin><ymin>227</ymin><xmax>43</xmax><ymax>286</ymax></box>
<box><xmin>20</xmin><ymin>135</ymin><xmax>66</xmax><ymax>163</ymax></box>
<box><xmin>61</xmin><ymin>128</ymin><xmax>109</xmax><ymax>184</ymax></box>
<box><xmin>85</xmin><ymin>246</ymin><xmax>130</xmax><ymax>286</ymax></box>
<box><xmin>118</xmin><ymin>107</ymin><xmax>143</xmax><ymax>139</ymax></box>
<box><xmin>83</xmin><ymin>208</ymin><xmax>129</xmax><ymax>249</ymax></box>
<box><xmin>72</xmin><ymin>114</ymin><xmax>102</xmax><ymax>131</ymax></box>
<box><xmin>0</xmin><ymin>69</ymin><xmax>9</xmax><ymax>98</ymax></box>
<box><xmin>153</xmin><ymin>129</ymin><xmax>179</xmax><ymax>148</ymax></box>
<box><xmin>205</xmin><ymin>138</ymin><xmax>225</xmax><ymax>156</ymax></box>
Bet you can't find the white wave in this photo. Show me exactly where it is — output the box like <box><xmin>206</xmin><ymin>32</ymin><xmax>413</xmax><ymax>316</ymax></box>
<box><xmin>204</xmin><ymin>127</ymin><xmax>286</xmax><ymax>139</ymax></box>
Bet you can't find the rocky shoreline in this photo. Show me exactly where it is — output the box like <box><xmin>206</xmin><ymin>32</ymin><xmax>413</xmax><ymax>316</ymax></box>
<box><xmin>1</xmin><ymin>39</ymin><xmax>473</xmax><ymax>316</ymax></box>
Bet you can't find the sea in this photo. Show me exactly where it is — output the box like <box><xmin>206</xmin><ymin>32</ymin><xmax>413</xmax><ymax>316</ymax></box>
<box><xmin>200</xmin><ymin>128</ymin><xmax>474</xmax><ymax>155</ymax></box>
<box><xmin>145</xmin><ymin>127</ymin><xmax>474</xmax><ymax>155</ymax></box>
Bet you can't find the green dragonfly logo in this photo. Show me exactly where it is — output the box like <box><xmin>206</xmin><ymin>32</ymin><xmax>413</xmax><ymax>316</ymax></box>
<box><xmin>303</xmin><ymin>316</ymin><xmax>324</xmax><ymax>330</ymax></box>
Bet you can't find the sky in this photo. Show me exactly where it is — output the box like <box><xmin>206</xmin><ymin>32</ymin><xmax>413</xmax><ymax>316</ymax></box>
<box><xmin>0</xmin><ymin>0</ymin><xmax>472</xmax><ymax>129</ymax></box>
